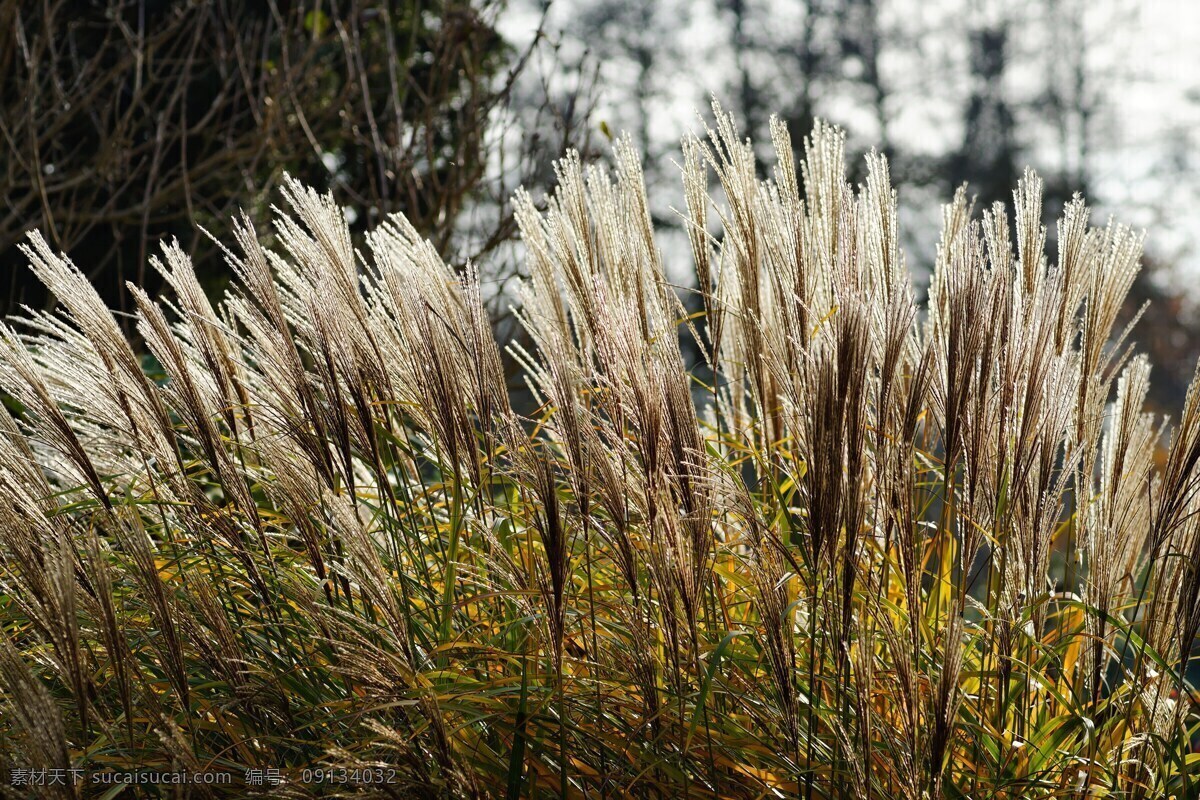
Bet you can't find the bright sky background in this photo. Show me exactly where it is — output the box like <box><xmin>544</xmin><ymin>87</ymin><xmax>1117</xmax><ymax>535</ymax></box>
<box><xmin>1093</xmin><ymin>0</ymin><xmax>1200</xmax><ymax>284</ymax></box>
<box><xmin>502</xmin><ymin>0</ymin><xmax>1200</xmax><ymax>286</ymax></box>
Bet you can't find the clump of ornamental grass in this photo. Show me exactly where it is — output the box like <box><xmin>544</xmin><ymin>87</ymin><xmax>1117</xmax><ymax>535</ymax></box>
<box><xmin>1</xmin><ymin>103</ymin><xmax>1199</xmax><ymax>798</ymax></box>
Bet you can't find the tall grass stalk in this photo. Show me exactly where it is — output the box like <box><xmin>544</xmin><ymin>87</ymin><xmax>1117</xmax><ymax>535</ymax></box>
<box><xmin>0</xmin><ymin>104</ymin><xmax>1198</xmax><ymax>798</ymax></box>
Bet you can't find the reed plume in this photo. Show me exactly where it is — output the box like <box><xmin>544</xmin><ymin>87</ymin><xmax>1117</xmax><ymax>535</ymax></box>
<box><xmin>0</xmin><ymin>102</ymin><xmax>1197</xmax><ymax>799</ymax></box>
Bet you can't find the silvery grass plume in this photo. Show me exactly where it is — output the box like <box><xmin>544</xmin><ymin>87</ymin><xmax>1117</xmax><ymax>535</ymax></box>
<box><xmin>0</xmin><ymin>102</ymin><xmax>1198</xmax><ymax>799</ymax></box>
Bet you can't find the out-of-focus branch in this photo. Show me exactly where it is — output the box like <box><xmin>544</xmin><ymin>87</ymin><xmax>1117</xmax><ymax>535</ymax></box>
<box><xmin>0</xmin><ymin>0</ymin><xmax>596</xmax><ymax>326</ymax></box>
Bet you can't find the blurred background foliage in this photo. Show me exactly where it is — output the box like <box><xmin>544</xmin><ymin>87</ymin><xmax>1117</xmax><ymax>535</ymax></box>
<box><xmin>2</xmin><ymin>0</ymin><xmax>1198</xmax><ymax>411</ymax></box>
<box><xmin>0</xmin><ymin>0</ymin><xmax>594</xmax><ymax>322</ymax></box>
